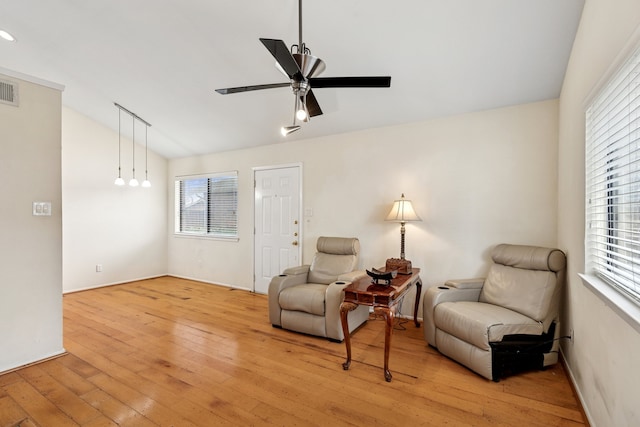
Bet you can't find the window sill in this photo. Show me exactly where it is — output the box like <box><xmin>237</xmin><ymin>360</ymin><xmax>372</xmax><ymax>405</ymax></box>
<box><xmin>579</xmin><ymin>273</ymin><xmax>640</xmax><ymax>334</ymax></box>
<box><xmin>173</xmin><ymin>233</ymin><xmax>239</xmax><ymax>242</ymax></box>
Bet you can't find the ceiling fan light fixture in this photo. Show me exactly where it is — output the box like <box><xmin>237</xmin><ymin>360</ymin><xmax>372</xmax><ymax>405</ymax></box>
<box><xmin>0</xmin><ymin>30</ymin><xmax>16</xmax><ymax>42</ymax></box>
<box><xmin>295</xmin><ymin>109</ymin><xmax>308</xmax><ymax>121</ymax></box>
<box><xmin>294</xmin><ymin>91</ymin><xmax>309</xmax><ymax>122</ymax></box>
<box><xmin>281</xmin><ymin>125</ymin><xmax>301</xmax><ymax>136</ymax></box>
<box><xmin>215</xmin><ymin>0</ymin><xmax>391</xmax><ymax>131</ymax></box>
<box><xmin>296</xmin><ymin>107</ymin><xmax>308</xmax><ymax>121</ymax></box>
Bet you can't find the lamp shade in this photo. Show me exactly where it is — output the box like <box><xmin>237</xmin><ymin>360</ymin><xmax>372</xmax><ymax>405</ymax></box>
<box><xmin>385</xmin><ymin>194</ymin><xmax>421</xmax><ymax>222</ymax></box>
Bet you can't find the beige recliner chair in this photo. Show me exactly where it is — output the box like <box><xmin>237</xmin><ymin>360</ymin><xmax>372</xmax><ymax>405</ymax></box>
<box><xmin>423</xmin><ymin>244</ymin><xmax>566</xmax><ymax>381</ymax></box>
<box><xmin>268</xmin><ymin>236</ymin><xmax>369</xmax><ymax>342</ymax></box>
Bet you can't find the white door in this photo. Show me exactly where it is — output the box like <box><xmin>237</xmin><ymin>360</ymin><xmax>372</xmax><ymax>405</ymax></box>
<box><xmin>254</xmin><ymin>166</ymin><xmax>301</xmax><ymax>294</ymax></box>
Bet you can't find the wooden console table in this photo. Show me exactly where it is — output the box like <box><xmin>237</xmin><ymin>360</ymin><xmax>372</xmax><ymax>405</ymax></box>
<box><xmin>340</xmin><ymin>268</ymin><xmax>422</xmax><ymax>382</ymax></box>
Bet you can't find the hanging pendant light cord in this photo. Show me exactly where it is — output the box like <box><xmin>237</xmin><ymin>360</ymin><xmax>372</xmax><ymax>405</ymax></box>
<box><xmin>113</xmin><ymin>102</ymin><xmax>151</xmax><ymax>186</ymax></box>
<box><xmin>145</xmin><ymin>125</ymin><xmax>148</xmax><ymax>179</ymax></box>
<box><xmin>118</xmin><ymin>110</ymin><xmax>122</xmax><ymax>178</ymax></box>
<box><xmin>132</xmin><ymin>119</ymin><xmax>136</xmax><ymax>178</ymax></box>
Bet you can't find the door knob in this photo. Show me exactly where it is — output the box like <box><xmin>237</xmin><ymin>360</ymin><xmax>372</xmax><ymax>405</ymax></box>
<box><xmin>292</xmin><ymin>241</ymin><xmax>298</xmax><ymax>246</ymax></box>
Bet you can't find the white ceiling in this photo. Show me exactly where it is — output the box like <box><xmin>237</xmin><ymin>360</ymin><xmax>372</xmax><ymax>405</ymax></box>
<box><xmin>0</xmin><ymin>0</ymin><xmax>584</xmax><ymax>159</ymax></box>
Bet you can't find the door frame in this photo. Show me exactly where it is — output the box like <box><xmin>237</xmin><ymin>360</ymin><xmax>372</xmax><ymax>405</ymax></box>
<box><xmin>252</xmin><ymin>162</ymin><xmax>303</xmax><ymax>293</ymax></box>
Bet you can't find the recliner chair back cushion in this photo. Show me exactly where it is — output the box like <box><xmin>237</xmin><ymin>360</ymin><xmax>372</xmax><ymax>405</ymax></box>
<box><xmin>479</xmin><ymin>265</ymin><xmax>556</xmax><ymax>322</ymax></box>
<box><xmin>479</xmin><ymin>244</ymin><xmax>565</xmax><ymax>322</ymax></box>
<box><xmin>307</xmin><ymin>237</ymin><xmax>360</xmax><ymax>284</ymax></box>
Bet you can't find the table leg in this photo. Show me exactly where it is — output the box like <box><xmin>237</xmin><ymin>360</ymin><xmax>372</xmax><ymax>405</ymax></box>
<box><xmin>413</xmin><ymin>277</ymin><xmax>422</xmax><ymax>327</ymax></box>
<box><xmin>375</xmin><ymin>306</ymin><xmax>395</xmax><ymax>382</ymax></box>
<box><xmin>340</xmin><ymin>301</ymin><xmax>357</xmax><ymax>371</ymax></box>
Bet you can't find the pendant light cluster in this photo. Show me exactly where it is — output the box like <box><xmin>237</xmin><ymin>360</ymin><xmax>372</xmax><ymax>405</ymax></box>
<box><xmin>114</xmin><ymin>102</ymin><xmax>151</xmax><ymax>188</ymax></box>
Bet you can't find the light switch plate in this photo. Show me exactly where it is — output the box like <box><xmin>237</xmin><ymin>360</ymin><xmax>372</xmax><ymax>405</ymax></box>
<box><xmin>33</xmin><ymin>202</ymin><xmax>52</xmax><ymax>216</ymax></box>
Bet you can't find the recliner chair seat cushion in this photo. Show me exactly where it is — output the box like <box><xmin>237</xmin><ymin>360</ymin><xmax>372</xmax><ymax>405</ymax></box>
<box><xmin>434</xmin><ymin>301</ymin><xmax>544</xmax><ymax>350</ymax></box>
<box><xmin>279</xmin><ymin>284</ymin><xmax>327</xmax><ymax>316</ymax></box>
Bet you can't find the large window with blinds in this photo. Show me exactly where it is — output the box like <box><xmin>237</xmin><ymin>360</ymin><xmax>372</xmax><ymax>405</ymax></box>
<box><xmin>174</xmin><ymin>171</ymin><xmax>238</xmax><ymax>239</ymax></box>
<box><xmin>585</xmin><ymin>45</ymin><xmax>640</xmax><ymax>305</ymax></box>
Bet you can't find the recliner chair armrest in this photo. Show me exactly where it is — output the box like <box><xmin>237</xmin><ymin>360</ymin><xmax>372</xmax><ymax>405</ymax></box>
<box><xmin>444</xmin><ymin>278</ymin><xmax>485</xmax><ymax>289</ymax></box>
<box><xmin>282</xmin><ymin>265</ymin><xmax>311</xmax><ymax>276</ymax></box>
<box><xmin>268</xmin><ymin>265</ymin><xmax>311</xmax><ymax>326</ymax></box>
<box><xmin>337</xmin><ymin>270</ymin><xmax>367</xmax><ymax>282</ymax></box>
<box><xmin>422</xmin><ymin>279</ymin><xmax>485</xmax><ymax>346</ymax></box>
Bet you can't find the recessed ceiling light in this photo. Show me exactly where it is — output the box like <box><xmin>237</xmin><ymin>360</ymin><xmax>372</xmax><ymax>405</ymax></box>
<box><xmin>0</xmin><ymin>30</ymin><xmax>16</xmax><ymax>42</ymax></box>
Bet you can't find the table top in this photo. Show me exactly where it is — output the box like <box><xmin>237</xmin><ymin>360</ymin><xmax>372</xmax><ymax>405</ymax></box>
<box><xmin>342</xmin><ymin>268</ymin><xmax>420</xmax><ymax>307</ymax></box>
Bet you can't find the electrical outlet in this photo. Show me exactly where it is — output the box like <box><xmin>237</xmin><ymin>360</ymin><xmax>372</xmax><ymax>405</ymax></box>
<box><xmin>96</xmin><ymin>264</ymin><xmax>103</xmax><ymax>273</ymax></box>
<box><xmin>569</xmin><ymin>328</ymin><xmax>574</xmax><ymax>343</ymax></box>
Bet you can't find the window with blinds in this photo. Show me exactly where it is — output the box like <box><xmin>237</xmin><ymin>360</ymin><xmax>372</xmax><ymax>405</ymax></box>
<box><xmin>586</xmin><ymin>45</ymin><xmax>640</xmax><ymax>305</ymax></box>
<box><xmin>174</xmin><ymin>171</ymin><xmax>238</xmax><ymax>238</ymax></box>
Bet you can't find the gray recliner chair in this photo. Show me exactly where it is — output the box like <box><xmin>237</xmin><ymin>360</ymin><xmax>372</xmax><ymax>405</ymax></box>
<box><xmin>268</xmin><ymin>236</ymin><xmax>369</xmax><ymax>341</ymax></box>
<box><xmin>423</xmin><ymin>244</ymin><xmax>566</xmax><ymax>381</ymax></box>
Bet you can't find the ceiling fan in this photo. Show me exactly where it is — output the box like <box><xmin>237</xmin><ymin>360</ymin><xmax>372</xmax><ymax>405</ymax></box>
<box><xmin>215</xmin><ymin>0</ymin><xmax>391</xmax><ymax>136</ymax></box>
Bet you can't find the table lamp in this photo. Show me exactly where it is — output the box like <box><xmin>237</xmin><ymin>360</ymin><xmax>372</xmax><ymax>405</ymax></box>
<box><xmin>385</xmin><ymin>193</ymin><xmax>421</xmax><ymax>273</ymax></box>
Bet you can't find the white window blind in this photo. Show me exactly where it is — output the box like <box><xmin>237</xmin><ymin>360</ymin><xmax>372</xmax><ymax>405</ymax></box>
<box><xmin>175</xmin><ymin>171</ymin><xmax>238</xmax><ymax>238</ymax></box>
<box><xmin>586</xmin><ymin>45</ymin><xmax>640</xmax><ymax>305</ymax></box>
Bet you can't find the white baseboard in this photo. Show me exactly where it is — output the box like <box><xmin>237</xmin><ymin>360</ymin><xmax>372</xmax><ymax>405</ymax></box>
<box><xmin>63</xmin><ymin>274</ymin><xmax>167</xmax><ymax>294</ymax></box>
<box><xmin>167</xmin><ymin>274</ymin><xmax>252</xmax><ymax>292</ymax></box>
<box><xmin>0</xmin><ymin>349</ymin><xmax>67</xmax><ymax>376</ymax></box>
<box><xmin>560</xmin><ymin>347</ymin><xmax>594</xmax><ymax>426</ymax></box>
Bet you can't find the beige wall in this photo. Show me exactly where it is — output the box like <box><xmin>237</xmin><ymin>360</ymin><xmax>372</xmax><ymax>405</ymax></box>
<box><xmin>558</xmin><ymin>0</ymin><xmax>640</xmax><ymax>425</ymax></box>
<box><xmin>0</xmin><ymin>71</ymin><xmax>64</xmax><ymax>372</ymax></box>
<box><xmin>62</xmin><ymin>107</ymin><xmax>168</xmax><ymax>292</ymax></box>
<box><xmin>169</xmin><ymin>99</ymin><xmax>560</xmax><ymax>316</ymax></box>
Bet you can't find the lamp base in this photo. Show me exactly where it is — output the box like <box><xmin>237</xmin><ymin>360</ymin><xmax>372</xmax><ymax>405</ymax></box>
<box><xmin>385</xmin><ymin>258</ymin><xmax>413</xmax><ymax>275</ymax></box>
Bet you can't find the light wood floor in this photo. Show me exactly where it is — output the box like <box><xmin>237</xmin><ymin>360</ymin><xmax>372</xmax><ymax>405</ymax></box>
<box><xmin>0</xmin><ymin>276</ymin><xmax>586</xmax><ymax>426</ymax></box>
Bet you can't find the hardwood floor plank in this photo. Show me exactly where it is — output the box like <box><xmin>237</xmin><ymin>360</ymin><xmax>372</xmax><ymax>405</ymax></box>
<box><xmin>2</xmin><ymin>379</ymin><xmax>78</xmax><ymax>427</ymax></box>
<box><xmin>40</xmin><ymin>358</ymin><xmax>97</xmax><ymax>397</ymax></box>
<box><xmin>0</xmin><ymin>277</ymin><xmax>587</xmax><ymax>426</ymax></box>
<box><xmin>18</xmin><ymin>364</ymin><xmax>102</xmax><ymax>425</ymax></box>
<box><xmin>64</xmin><ymin>336</ymin><xmax>230</xmax><ymax>426</ymax></box>
<box><xmin>86</xmin><ymin>372</ymin><xmax>199</xmax><ymax>427</ymax></box>
<box><xmin>79</xmin><ymin>388</ymin><xmax>156</xmax><ymax>427</ymax></box>
<box><xmin>0</xmin><ymin>395</ymin><xmax>29</xmax><ymax>427</ymax></box>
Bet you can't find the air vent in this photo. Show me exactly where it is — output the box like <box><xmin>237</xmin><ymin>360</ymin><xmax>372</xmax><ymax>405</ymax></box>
<box><xmin>0</xmin><ymin>79</ymin><xmax>19</xmax><ymax>107</ymax></box>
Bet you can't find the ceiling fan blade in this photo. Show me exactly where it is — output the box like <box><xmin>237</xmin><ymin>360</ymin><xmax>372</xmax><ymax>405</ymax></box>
<box><xmin>303</xmin><ymin>90</ymin><xmax>323</xmax><ymax>117</ymax></box>
<box><xmin>259</xmin><ymin>38</ymin><xmax>303</xmax><ymax>80</ymax></box>
<box><xmin>309</xmin><ymin>76</ymin><xmax>391</xmax><ymax>88</ymax></box>
<box><xmin>215</xmin><ymin>82</ymin><xmax>290</xmax><ymax>95</ymax></box>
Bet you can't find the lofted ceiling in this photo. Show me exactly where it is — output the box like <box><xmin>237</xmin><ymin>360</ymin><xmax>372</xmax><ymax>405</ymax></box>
<box><xmin>0</xmin><ymin>0</ymin><xmax>584</xmax><ymax>159</ymax></box>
